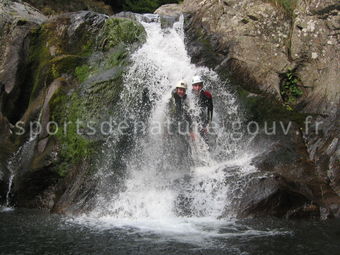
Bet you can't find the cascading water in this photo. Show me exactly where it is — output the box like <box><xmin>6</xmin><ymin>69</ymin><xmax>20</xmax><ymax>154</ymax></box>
<box><xmin>82</xmin><ymin>15</ymin><xmax>263</xmax><ymax>237</ymax></box>
<box><xmin>92</xmin><ymin>16</ymin><xmax>256</xmax><ymax>219</ymax></box>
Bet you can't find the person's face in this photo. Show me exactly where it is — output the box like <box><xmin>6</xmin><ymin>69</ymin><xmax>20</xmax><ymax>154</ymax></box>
<box><xmin>176</xmin><ymin>88</ymin><xmax>186</xmax><ymax>97</ymax></box>
<box><xmin>192</xmin><ymin>83</ymin><xmax>203</xmax><ymax>95</ymax></box>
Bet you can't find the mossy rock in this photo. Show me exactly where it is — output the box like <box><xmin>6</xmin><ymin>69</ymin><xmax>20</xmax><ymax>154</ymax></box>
<box><xmin>99</xmin><ymin>17</ymin><xmax>146</xmax><ymax>51</ymax></box>
<box><xmin>49</xmin><ymin>87</ymin><xmax>100</xmax><ymax>176</ymax></box>
<box><xmin>27</xmin><ymin>14</ymin><xmax>146</xmax><ymax>102</ymax></box>
<box><xmin>26</xmin><ymin>12</ymin><xmax>109</xmax><ymax>102</ymax></box>
<box><xmin>18</xmin><ymin>12</ymin><xmax>147</xmax><ymax>179</ymax></box>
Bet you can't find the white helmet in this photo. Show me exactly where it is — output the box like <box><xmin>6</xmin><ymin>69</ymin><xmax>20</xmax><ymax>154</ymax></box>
<box><xmin>191</xmin><ymin>75</ymin><xmax>203</xmax><ymax>85</ymax></box>
<box><xmin>176</xmin><ymin>80</ymin><xmax>187</xmax><ymax>89</ymax></box>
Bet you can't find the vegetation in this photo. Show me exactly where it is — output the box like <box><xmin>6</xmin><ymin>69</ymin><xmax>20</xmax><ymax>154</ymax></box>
<box><xmin>50</xmin><ymin>89</ymin><xmax>95</xmax><ymax>176</ymax></box>
<box><xmin>75</xmin><ymin>64</ymin><xmax>91</xmax><ymax>83</ymax></box>
<box><xmin>100</xmin><ymin>17</ymin><xmax>146</xmax><ymax>50</ymax></box>
<box><xmin>280</xmin><ymin>68</ymin><xmax>303</xmax><ymax>108</ymax></box>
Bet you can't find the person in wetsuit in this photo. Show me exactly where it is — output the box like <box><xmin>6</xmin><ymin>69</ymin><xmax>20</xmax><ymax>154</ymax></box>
<box><xmin>191</xmin><ymin>75</ymin><xmax>213</xmax><ymax>141</ymax></box>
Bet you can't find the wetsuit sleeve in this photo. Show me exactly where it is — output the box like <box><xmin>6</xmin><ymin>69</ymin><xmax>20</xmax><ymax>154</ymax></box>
<box><xmin>203</xmin><ymin>91</ymin><xmax>213</xmax><ymax>128</ymax></box>
<box><xmin>208</xmin><ymin>96</ymin><xmax>213</xmax><ymax>124</ymax></box>
<box><xmin>164</xmin><ymin>98</ymin><xmax>174</xmax><ymax>135</ymax></box>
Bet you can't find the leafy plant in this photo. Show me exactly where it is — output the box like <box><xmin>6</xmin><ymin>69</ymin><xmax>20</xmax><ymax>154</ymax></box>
<box><xmin>280</xmin><ymin>68</ymin><xmax>303</xmax><ymax>108</ymax></box>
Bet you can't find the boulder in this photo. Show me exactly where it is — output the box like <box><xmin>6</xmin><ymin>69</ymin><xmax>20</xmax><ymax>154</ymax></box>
<box><xmin>155</xmin><ymin>4</ymin><xmax>184</xmax><ymax>28</ymax></box>
<box><xmin>233</xmin><ymin>173</ymin><xmax>319</xmax><ymax>219</ymax></box>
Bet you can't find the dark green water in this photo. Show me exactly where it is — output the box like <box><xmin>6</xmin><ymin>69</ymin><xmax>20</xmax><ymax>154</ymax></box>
<box><xmin>0</xmin><ymin>208</ymin><xmax>340</xmax><ymax>255</ymax></box>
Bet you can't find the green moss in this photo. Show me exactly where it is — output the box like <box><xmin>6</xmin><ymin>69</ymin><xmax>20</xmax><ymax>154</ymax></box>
<box><xmin>27</xmin><ymin>20</ymin><xmax>95</xmax><ymax>102</ymax></box>
<box><xmin>105</xmin><ymin>46</ymin><xmax>129</xmax><ymax>68</ymax></box>
<box><xmin>81</xmin><ymin>39</ymin><xmax>94</xmax><ymax>57</ymax></box>
<box><xmin>28</xmin><ymin>26</ymin><xmax>53</xmax><ymax>101</ymax></box>
<box><xmin>51</xmin><ymin>55</ymin><xmax>84</xmax><ymax>78</ymax></box>
<box><xmin>50</xmin><ymin>89</ymin><xmax>96</xmax><ymax>176</ymax></box>
<box><xmin>100</xmin><ymin>17</ymin><xmax>146</xmax><ymax>51</ymax></box>
<box><xmin>75</xmin><ymin>64</ymin><xmax>91</xmax><ymax>83</ymax></box>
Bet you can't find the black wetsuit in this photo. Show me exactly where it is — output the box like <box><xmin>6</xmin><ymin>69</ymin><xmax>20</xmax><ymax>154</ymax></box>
<box><xmin>163</xmin><ymin>91</ymin><xmax>193</xmax><ymax>171</ymax></box>
<box><xmin>167</xmin><ymin>91</ymin><xmax>192</xmax><ymax>135</ymax></box>
<box><xmin>196</xmin><ymin>89</ymin><xmax>213</xmax><ymax>134</ymax></box>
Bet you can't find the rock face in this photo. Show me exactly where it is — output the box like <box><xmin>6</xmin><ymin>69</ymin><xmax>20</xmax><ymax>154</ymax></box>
<box><xmin>0</xmin><ymin>0</ymin><xmax>46</xmax><ymax>204</ymax></box>
<box><xmin>156</xmin><ymin>0</ymin><xmax>340</xmax><ymax>218</ymax></box>
<box><xmin>0</xmin><ymin>1</ymin><xmax>146</xmax><ymax>211</ymax></box>
<box><xmin>0</xmin><ymin>1</ymin><xmax>47</xmax><ymax>123</ymax></box>
<box><xmin>180</xmin><ymin>0</ymin><xmax>340</xmax><ymax>109</ymax></box>
<box><xmin>246</xmin><ymin>125</ymin><xmax>340</xmax><ymax>219</ymax></box>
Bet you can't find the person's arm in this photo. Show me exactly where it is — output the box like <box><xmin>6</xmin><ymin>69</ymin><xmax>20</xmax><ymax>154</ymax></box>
<box><xmin>164</xmin><ymin>97</ymin><xmax>175</xmax><ymax>136</ymax></box>
<box><xmin>202</xmin><ymin>91</ymin><xmax>213</xmax><ymax>128</ymax></box>
<box><xmin>208</xmin><ymin>96</ymin><xmax>213</xmax><ymax>123</ymax></box>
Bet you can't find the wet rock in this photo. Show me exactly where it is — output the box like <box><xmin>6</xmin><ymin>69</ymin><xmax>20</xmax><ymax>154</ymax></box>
<box><xmin>302</xmin><ymin>112</ymin><xmax>340</xmax><ymax>198</ymax></box>
<box><xmin>0</xmin><ymin>113</ymin><xmax>14</xmax><ymax>204</ymax></box>
<box><xmin>0</xmin><ymin>1</ymin><xmax>46</xmax><ymax>123</ymax></box>
<box><xmin>233</xmin><ymin>173</ymin><xmax>315</xmax><ymax>218</ymax></box>
<box><xmin>51</xmin><ymin>161</ymin><xmax>97</xmax><ymax>215</ymax></box>
<box><xmin>246</xmin><ymin>124</ymin><xmax>340</xmax><ymax>219</ymax></box>
<box><xmin>155</xmin><ymin>4</ymin><xmax>183</xmax><ymax>28</ymax></box>
<box><xmin>155</xmin><ymin>3</ymin><xmax>183</xmax><ymax>17</ymax></box>
<box><xmin>13</xmin><ymin>167</ymin><xmax>60</xmax><ymax>209</ymax></box>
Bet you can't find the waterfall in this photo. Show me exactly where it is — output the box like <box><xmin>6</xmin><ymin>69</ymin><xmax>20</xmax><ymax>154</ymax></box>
<box><xmin>89</xmin><ymin>15</ymin><xmax>258</xmax><ymax>224</ymax></box>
